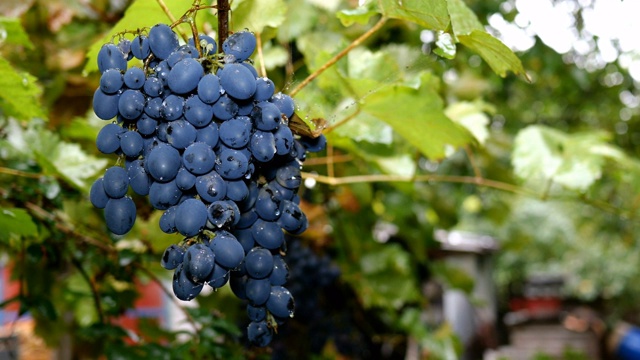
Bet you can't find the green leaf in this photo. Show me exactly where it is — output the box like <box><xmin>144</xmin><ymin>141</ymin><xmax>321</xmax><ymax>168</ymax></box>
<box><xmin>361</xmin><ymin>73</ymin><xmax>472</xmax><ymax>159</ymax></box>
<box><xmin>446</xmin><ymin>0</ymin><xmax>483</xmax><ymax>37</ymax></box>
<box><xmin>231</xmin><ymin>0</ymin><xmax>287</xmax><ymax>34</ymax></box>
<box><xmin>511</xmin><ymin>126</ymin><xmax>622</xmax><ymax>191</ymax></box>
<box><xmin>458</xmin><ymin>30</ymin><xmax>527</xmax><ymax>78</ymax></box>
<box><xmin>337</xmin><ymin>6</ymin><xmax>379</xmax><ymax>27</ymax></box>
<box><xmin>444</xmin><ymin>100</ymin><xmax>493</xmax><ymax>145</ymax></box>
<box><xmin>0</xmin><ymin>56</ymin><xmax>44</xmax><ymax>120</ymax></box>
<box><xmin>433</xmin><ymin>31</ymin><xmax>457</xmax><ymax>59</ymax></box>
<box><xmin>0</xmin><ymin>208</ymin><xmax>38</xmax><ymax>241</ymax></box>
<box><xmin>0</xmin><ymin>17</ymin><xmax>34</xmax><ymax>48</ymax></box>
<box><xmin>84</xmin><ymin>0</ymin><xmax>196</xmax><ymax>75</ymax></box>
<box><xmin>377</xmin><ymin>0</ymin><xmax>450</xmax><ymax>30</ymax></box>
<box><xmin>333</xmin><ymin>109</ymin><xmax>393</xmax><ymax>144</ymax></box>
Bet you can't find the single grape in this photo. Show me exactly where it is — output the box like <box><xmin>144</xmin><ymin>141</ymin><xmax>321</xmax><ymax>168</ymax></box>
<box><xmin>148</xmin><ymin>24</ymin><xmax>179</xmax><ymax>60</ymax></box>
<box><xmin>249</xmin><ymin>130</ymin><xmax>276</xmax><ymax>163</ymax></box>
<box><xmin>215</xmin><ymin>149</ymin><xmax>249</xmax><ymax>180</ymax></box>
<box><xmin>146</xmin><ymin>143</ymin><xmax>181</xmax><ymax>182</ymax></box>
<box><xmin>97</xmin><ymin>43</ymin><xmax>127</xmax><ymax>73</ymax></box>
<box><xmin>161</xmin><ymin>244</ymin><xmax>185</xmax><ymax>270</ymax></box>
<box><xmin>197</xmin><ymin>74</ymin><xmax>222</xmax><ymax>104</ymax></box>
<box><xmin>245</xmin><ymin>278</ymin><xmax>271</xmax><ymax>306</ymax></box>
<box><xmin>183</xmin><ymin>243</ymin><xmax>215</xmax><ymax>283</ymax></box>
<box><xmin>104</xmin><ymin>196</ymin><xmax>137</xmax><ymax>235</ymax></box>
<box><xmin>162</xmin><ymin>94</ymin><xmax>185</xmax><ymax>121</ymax></box>
<box><xmin>131</xmin><ymin>35</ymin><xmax>150</xmax><ymax>60</ymax></box>
<box><xmin>118</xmin><ymin>89</ymin><xmax>145</xmax><ymax>120</ymax></box>
<box><xmin>251</xmin><ymin>219</ymin><xmax>284</xmax><ymax>250</ymax></box>
<box><xmin>159</xmin><ymin>206</ymin><xmax>178</xmax><ymax>234</ymax></box>
<box><xmin>219</xmin><ymin>116</ymin><xmax>252</xmax><ymax>149</ymax></box>
<box><xmin>127</xmin><ymin>159</ymin><xmax>151</xmax><ymax>196</ymax></box>
<box><xmin>278</xmin><ymin>200</ymin><xmax>307</xmax><ymax>233</ymax></box>
<box><xmin>93</xmin><ymin>88</ymin><xmax>121</xmax><ymax>120</ymax></box>
<box><xmin>270</xmin><ymin>92</ymin><xmax>295</xmax><ymax>119</ymax></box>
<box><xmin>119</xmin><ymin>130</ymin><xmax>144</xmax><ymax>157</ymax></box>
<box><xmin>254</xmin><ymin>77</ymin><xmax>275</xmax><ymax>102</ymax></box>
<box><xmin>195</xmin><ymin>172</ymin><xmax>227</xmax><ymax>203</ymax></box>
<box><xmin>148</xmin><ymin>180</ymin><xmax>182</xmax><ymax>210</ymax></box>
<box><xmin>233</xmin><ymin>228</ymin><xmax>255</xmax><ymax>254</ymax></box>
<box><xmin>245</xmin><ymin>248</ymin><xmax>274</xmax><ymax>279</ymax></box>
<box><xmin>247</xmin><ymin>320</ymin><xmax>273</xmax><ymax>347</ymax></box>
<box><xmin>230</xmin><ymin>273</ymin><xmax>248</xmax><ymax>300</ymax></box>
<box><xmin>209</xmin><ymin>230</ymin><xmax>244</xmax><ymax>269</ymax></box>
<box><xmin>218</xmin><ymin>63</ymin><xmax>256</xmax><ymax>100</ymax></box>
<box><xmin>90</xmin><ymin>178</ymin><xmax>109</xmax><ymax>209</ymax></box>
<box><xmin>144</xmin><ymin>96</ymin><xmax>163</xmax><ymax>118</ymax></box>
<box><xmin>168</xmin><ymin>58</ymin><xmax>204</xmax><ymax>94</ymax></box>
<box><xmin>225</xmin><ymin>179</ymin><xmax>249</xmax><ymax>202</ymax></box>
<box><xmin>174</xmin><ymin>198</ymin><xmax>208</xmax><ymax>237</ymax></box>
<box><xmin>300</xmin><ymin>134</ymin><xmax>327</xmax><ymax>153</ymax></box>
<box><xmin>184</xmin><ymin>95</ymin><xmax>214</xmax><ymax>128</ymax></box>
<box><xmin>175</xmin><ymin>167</ymin><xmax>196</xmax><ymax>190</ymax></box>
<box><xmin>207</xmin><ymin>200</ymin><xmax>240</xmax><ymax>228</ymax></box>
<box><xmin>166</xmin><ymin>119</ymin><xmax>197</xmax><ymax>150</ymax></box>
<box><xmin>206</xmin><ymin>263</ymin><xmax>230</xmax><ymax>289</ymax></box>
<box><xmin>246</xmin><ymin>305</ymin><xmax>266</xmax><ymax>322</ymax></box>
<box><xmin>236</xmin><ymin>209</ymin><xmax>258</xmax><ymax>229</ymax></box>
<box><xmin>269</xmin><ymin>254</ymin><xmax>289</xmax><ymax>286</ymax></box>
<box><xmin>275</xmin><ymin>163</ymin><xmax>302</xmax><ymax>189</ymax></box>
<box><xmin>117</xmin><ymin>38</ymin><xmax>132</xmax><ymax>60</ymax></box>
<box><xmin>100</xmin><ymin>69</ymin><xmax>124</xmax><ymax>94</ymax></box>
<box><xmin>255</xmin><ymin>185</ymin><xmax>283</xmax><ymax>221</ymax></box>
<box><xmin>143</xmin><ymin>76</ymin><xmax>164</xmax><ymax>98</ymax></box>
<box><xmin>251</xmin><ymin>102</ymin><xmax>281</xmax><ymax>131</ymax></box>
<box><xmin>124</xmin><ymin>67</ymin><xmax>146</xmax><ymax>90</ymax></box>
<box><xmin>96</xmin><ymin>123</ymin><xmax>124</xmax><ymax>154</ymax></box>
<box><xmin>103</xmin><ymin>166</ymin><xmax>129</xmax><ymax>199</ymax></box>
<box><xmin>211</xmin><ymin>94</ymin><xmax>238</xmax><ymax>120</ymax></box>
<box><xmin>274</xmin><ymin>125</ymin><xmax>294</xmax><ymax>156</ymax></box>
<box><xmin>222</xmin><ymin>30</ymin><xmax>256</xmax><ymax>62</ymax></box>
<box><xmin>195</xmin><ymin>122</ymin><xmax>219</xmax><ymax>148</ymax></box>
<box><xmin>136</xmin><ymin>114</ymin><xmax>157</xmax><ymax>136</ymax></box>
<box><xmin>172</xmin><ymin>263</ymin><xmax>204</xmax><ymax>301</ymax></box>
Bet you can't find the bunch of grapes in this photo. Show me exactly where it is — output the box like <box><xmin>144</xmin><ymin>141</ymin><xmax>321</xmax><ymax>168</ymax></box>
<box><xmin>89</xmin><ymin>23</ymin><xmax>326</xmax><ymax>346</ymax></box>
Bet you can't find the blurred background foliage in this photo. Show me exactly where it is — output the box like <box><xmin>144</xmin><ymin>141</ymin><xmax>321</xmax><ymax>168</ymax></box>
<box><xmin>0</xmin><ymin>0</ymin><xmax>639</xmax><ymax>358</ymax></box>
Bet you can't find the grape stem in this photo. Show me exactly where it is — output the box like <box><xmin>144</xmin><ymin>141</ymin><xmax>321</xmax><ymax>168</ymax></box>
<box><xmin>217</xmin><ymin>0</ymin><xmax>230</xmax><ymax>46</ymax></box>
<box><xmin>288</xmin><ymin>16</ymin><xmax>388</xmax><ymax>97</ymax></box>
<box><xmin>71</xmin><ymin>257</ymin><xmax>105</xmax><ymax>324</ymax></box>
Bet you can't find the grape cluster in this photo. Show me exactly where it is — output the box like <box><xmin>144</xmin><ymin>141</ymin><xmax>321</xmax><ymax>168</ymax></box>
<box><xmin>89</xmin><ymin>24</ymin><xmax>326</xmax><ymax>347</ymax></box>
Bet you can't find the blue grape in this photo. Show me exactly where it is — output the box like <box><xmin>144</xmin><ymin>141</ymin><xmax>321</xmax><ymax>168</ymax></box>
<box><xmin>96</xmin><ymin>123</ymin><xmax>124</xmax><ymax>154</ymax></box>
<box><xmin>136</xmin><ymin>114</ymin><xmax>157</xmax><ymax>136</ymax></box>
<box><xmin>207</xmin><ymin>200</ymin><xmax>240</xmax><ymax>228</ymax></box>
<box><xmin>156</xmin><ymin>122</ymin><xmax>169</xmax><ymax>142</ymax></box>
<box><xmin>266</xmin><ymin>285</ymin><xmax>295</xmax><ymax>318</ymax></box>
<box><xmin>249</xmin><ymin>130</ymin><xmax>276</xmax><ymax>163</ymax></box>
<box><xmin>103</xmin><ymin>166</ymin><xmax>129</xmax><ymax>199</ymax></box>
<box><xmin>241</xmin><ymin>62</ymin><xmax>259</xmax><ymax>77</ymax></box>
<box><xmin>124</xmin><ymin>67</ymin><xmax>146</xmax><ymax>89</ymax></box>
<box><xmin>184</xmin><ymin>95</ymin><xmax>213</xmax><ymax>128</ymax></box>
<box><xmin>245</xmin><ymin>278</ymin><xmax>271</xmax><ymax>306</ymax></box>
<box><xmin>175</xmin><ymin>198</ymin><xmax>208</xmax><ymax>237</ymax></box>
<box><xmin>146</xmin><ymin>143</ymin><xmax>181</xmax><ymax>182</ymax></box>
<box><xmin>247</xmin><ymin>320</ymin><xmax>273</xmax><ymax>347</ymax></box>
<box><xmin>175</xmin><ymin>167</ymin><xmax>196</xmax><ymax>190</ymax></box>
<box><xmin>195</xmin><ymin>122</ymin><xmax>219</xmax><ymax>148</ymax></box>
<box><xmin>142</xmin><ymin>136</ymin><xmax>161</xmax><ymax>156</ymax></box>
<box><xmin>90</xmin><ymin>178</ymin><xmax>109</xmax><ymax>209</ymax></box>
<box><xmin>97</xmin><ymin>43</ymin><xmax>127</xmax><ymax>73</ymax></box>
<box><xmin>233</xmin><ymin>228</ymin><xmax>256</xmax><ymax>254</ymax></box>
<box><xmin>93</xmin><ymin>88</ymin><xmax>121</xmax><ymax>120</ymax></box>
<box><xmin>222</xmin><ymin>30</ymin><xmax>256</xmax><ymax>62</ymax></box>
<box><xmin>247</xmin><ymin>305</ymin><xmax>266</xmax><ymax>322</ymax></box>
<box><xmin>270</xmin><ymin>92</ymin><xmax>295</xmax><ymax>119</ymax></box>
<box><xmin>197</xmin><ymin>74</ymin><xmax>222</xmax><ymax>104</ymax></box>
<box><xmin>206</xmin><ymin>263</ymin><xmax>229</xmax><ymax>288</ymax></box>
<box><xmin>144</xmin><ymin>96</ymin><xmax>163</xmax><ymax>118</ymax></box>
<box><xmin>166</xmin><ymin>119</ymin><xmax>197</xmax><ymax>150</ymax></box>
<box><xmin>117</xmin><ymin>38</ymin><xmax>132</xmax><ymax>60</ymax></box>
<box><xmin>230</xmin><ymin>273</ymin><xmax>248</xmax><ymax>300</ymax></box>
<box><xmin>104</xmin><ymin>196</ymin><xmax>136</xmax><ymax>235</ymax></box>
<box><xmin>183</xmin><ymin>243</ymin><xmax>215</xmax><ymax>283</ymax></box>
<box><xmin>255</xmin><ymin>185</ymin><xmax>282</xmax><ymax>221</ymax></box>
<box><xmin>118</xmin><ymin>89</ymin><xmax>145</xmax><ymax>120</ymax></box>
<box><xmin>127</xmin><ymin>159</ymin><xmax>151</xmax><ymax>196</ymax></box>
<box><xmin>278</xmin><ymin>200</ymin><xmax>306</xmax><ymax>233</ymax></box>
<box><xmin>218</xmin><ymin>63</ymin><xmax>256</xmax><ymax>100</ymax></box>
<box><xmin>276</xmin><ymin>163</ymin><xmax>302</xmax><ymax>189</ymax></box>
<box><xmin>168</xmin><ymin>58</ymin><xmax>204</xmax><ymax>94</ymax></box>
<box><xmin>269</xmin><ymin>255</ymin><xmax>288</xmax><ymax>286</ymax></box>
<box><xmin>274</xmin><ymin>125</ymin><xmax>294</xmax><ymax>156</ymax></box>
<box><xmin>269</xmin><ymin>178</ymin><xmax>295</xmax><ymax>201</ymax></box>
<box><xmin>236</xmin><ymin>209</ymin><xmax>258</xmax><ymax>229</ymax></box>
<box><xmin>212</xmin><ymin>94</ymin><xmax>238</xmax><ymax>120</ymax></box>
<box><xmin>254</xmin><ymin>77</ymin><xmax>275</xmax><ymax>102</ymax></box>
<box><xmin>225</xmin><ymin>179</ymin><xmax>249</xmax><ymax>202</ymax></box>
<box><xmin>159</xmin><ymin>206</ymin><xmax>178</xmax><ymax>234</ymax></box>
<box><xmin>182</xmin><ymin>142</ymin><xmax>216</xmax><ymax>175</ymax></box>
<box><xmin>143</xmin><ymin>76</ymin><xmax>164</xmax><ymax>97</ymax></box>
<box><xmin>209</xmin><ymin>230</ymin><xmax>244</xmax><ymax>269</ymax></box>
<box><xmin>219</xmin><ymin>116</ymin><xmax>252</xmax><ymax>149</ymax></box>
<box><xmin>131</xmin><ymin>35</ymin><xmax>150</xmax><ymax>60</ymax></box>
<box><xmin>236</xmin><ymin>99</ymin><xmax>254</xmax><ymax>116</ymax></box>
<box><xmin>166</xmin><ymin>48</ymin><xmax>192</xmax><ymax>68</ymax></box>
<box><xmin>251</xmin><ymin>219</ymin><xmax>284</xmax><ymax>250</ymax></box>
<box><xmin>300</xmin><ymin>134</ymin><xmax>327</xmax><ymax>153</ymax></box>
<box><xmin>189</xmin><ymin>34</ymin><xmax>217</xmax><ymax>56</ymax></box>
<box><xmin>100</xmin><ymin>69</ymin><xmax>124</xmax><ymax>94</ymax></box>
<box><xmin>161</xmin><ymin>244</ymin><xmax>185</xmax><ymax>270</ymax></box>
<box><xmin>154</xmin><ymin>60</ymin><xmax>171</xmax><ymax>86</ymax></box>
<box><xmin>119</xmin><ymin>130</ymin><xmax>143</xmax><ymax>157</ymax></box>
<box><xmin>245</xmin><ymin>247</ymin><xmax>274</xmax><ymax>279</ymax></box>
<box><xmin>215</xmin><ymin>149</ymin><xmax>249</xmax><ymax>180</ymax></box>
<box><xmin>148</xmin><ymin>24</ymin><xmax>179</xmax><ymax>60</ymax></box>
<box><xmin>251</xmin><ymin>101</ymin><xmax>281</xmax><ymax>131</ymax></box>
<box><xmin>172</xmin><ymin>263</ymin><xmax>203</xmax><ymax>301</ymax></box>
<box><xmin>162</xmin><ymin>94</ymin><xmax>184</xmax><ymax>121</ymax></box>
<box><xmin>195</xmin><ymin>172</ymin><xmax>227</xmax><ymax>202</ymax></box>
<box><xmin>149</xmin><ymin>180</ymin><xmax>182</xmax><ymax>210</ymax></box>
<box><xmin>238</xmin><ymin>181</ymin><xmax>259</xmax><ymax>211</ymax></box>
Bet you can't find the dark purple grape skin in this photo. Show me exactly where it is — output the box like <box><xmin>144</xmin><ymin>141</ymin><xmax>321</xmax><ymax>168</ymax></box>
<box><xmin>104</xmin><ymin>196</ymin><xmax>136</xmax><ymax>235</ymax></box>
<box><xmin>266</xmin><ymin>285</ymin><xmax>295</xmax><ymax>318</ymax></box>
<box><xmin>148</xmin><ymin>24</ymin><xmax>179</xmax><ymax>60</ymax></box>
<box><xmin>90</xmin><ymin>178</ymin><xmax>109</xmax><ymax>209</ymax></box>
<box><xmin>161</xmin><ymin>244</ymin><xmax>185</xmax><ymax>270</ymax></box>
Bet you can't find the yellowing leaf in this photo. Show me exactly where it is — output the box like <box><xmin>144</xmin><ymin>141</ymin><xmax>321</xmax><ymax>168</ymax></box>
<box><xmin>378</xmin><ymin>0</ymin><xmax>450</xmax><ymax>30</ymax></box>
<box><xmin>458</xmin><ymin>30</ymin><xmax>528</xmax><ymax>79</ymax></box>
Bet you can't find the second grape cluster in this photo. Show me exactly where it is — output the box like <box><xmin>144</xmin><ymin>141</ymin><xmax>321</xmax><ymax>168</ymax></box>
<box><xmin>89</xmin><ymin>24</ymin><xmax>326</xmax><ymax>346</ymax></box>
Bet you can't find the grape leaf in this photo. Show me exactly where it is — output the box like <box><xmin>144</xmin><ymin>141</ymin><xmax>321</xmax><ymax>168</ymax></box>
<box><xmin>0</xmin><ymin>208</ymin><xmax>38</xmax><ymax>242</ymax></box>
<box><xmin>0</xmin><ymin>17</ymin><xmax>33</xmax><ymax>48</ymax></box>
<box><xmin>361</xmin><ymin>73</ymin><xmax>472</xmax><ymax>159</ymax></box>
<box><xmin>231</xmin><ymin>0</ymin><xmax>287</xmax><ymax>34</ymax></box>
<box><xmin>83</xmin><ymin>0</ymin><xmax>197</xmax><ymax>75</ymax></box>
<box><xmin>34</xmin><ymin>142</ymin><xmax>108</xmax><ymax>191</ymax></box>
<box><xmin>0</xmin><ymin>56</ymin><xmax>44</xmax><ymax>120</ymax></box>
<box><xmin>337</xmin><ymin>5</ymin><xmax>379</xmax><ymax>27</ymax></box>
<box><xmin>377</xmin><ymin>0</ymin><xmax>450</xmax><ymax>31</ymax></box>
<box><xmin>458</xmin><ymin>30</ymin><xmax>527</xmax><ymax>79</ymax></box>
<box><xmin>446</xmin><ymin>0</ymin><xmax>483</xmax><ymax>37</ymax></box>
<box><xmin>444</xmin><ymin>100</ymin><xmax>493</xmax><ymax>145</ymax></box>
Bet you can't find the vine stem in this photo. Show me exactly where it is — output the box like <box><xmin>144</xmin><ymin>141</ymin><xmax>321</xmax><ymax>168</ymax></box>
<box><xmin>71</xmin><ymin>257</ymin><xmax>105</xmax><ymax>324</ymax></box>
<box><xmin>255</xmin><ymin>31</ymin><xmax>267</xmax><ymax>77</ymax></box>
<box><xmin>301</xmin><ymin>172</ymin><xmax>535</xmax><ymax>197</ymax></box>
<box><xmin>288</xmin><ymin>16</ymin><xmax>388</xmax><ymax>97</ymax></box>
<box><xmin>0</xmin><ymin>167</ymin><xmax>43</xmax><ymax>179</ymax></box>
<box><xmin>217</xmin><ymin>0</ymin><xmax>230</xmax><ymax>46</ymax></box>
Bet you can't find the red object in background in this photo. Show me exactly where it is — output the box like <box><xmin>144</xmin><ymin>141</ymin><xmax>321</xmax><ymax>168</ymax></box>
<box><xmin>509</xmin><ymin>297</ymin><xmax>562</xmax><ymax>318</ymax></box>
